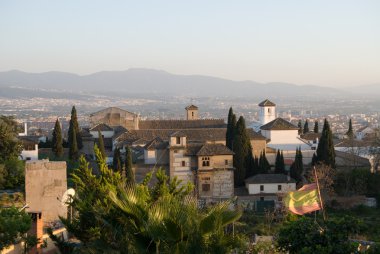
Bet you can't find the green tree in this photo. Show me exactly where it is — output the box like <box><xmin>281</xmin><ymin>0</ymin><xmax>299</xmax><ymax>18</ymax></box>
<box><xmin>0</xmin><ymin>207</ymin><xmax>38</xmax><ymax>252</ymax></box>
<box><xmin>226</xmin><ymin>107</ymin><xmax>236</xmax><ymax>150</ymax></box>
<box><xmin>297</xmin><ymin>120</ymin><xmax>303</xmax><ymax>135</ymax></box>
<box><xmin>290</xmin><ymin>148</ymin><xmax>303</xmax><ymax>183</ymax></box>
<box><xmin>97</xmin><ymin>130</ymin><xmax>106</xmax><ymax>160</ymax></box>
<box><xmin>60</xmin><ymin>146</ymin><xmax>244</xmax><ymax>253</ymax></box>
<box><xmin>277</xmin><ymin>216</ymin><xmax>360</xmax><ymax>253</ymax></box>
<box><xmin>346</xmin><ymin>118</ymin><xmax>354</xmax><ymax>139</ymax></box>
<box><xmin>316</xmin><ymin>119</ymin><xmax>336</xmax><ymax>168</ymax></box>
<box><xmin>259</xmin><ymin>151</ymin><xmax>270</xmax><ymax>174</ymax></box>
<box><xmin>233</xmin><ymin>116</ymin><xmax>252</xmax><ymax>185</ymax></box>
<box><xmin>1</xmin><ymin>158</ymin><xmax>25</xmax><ymax>189</ymax></box>
<box><xmin>275</xmin><ymin>150</ymin><xmax>285</xmax><ymax>174</ymax></box>
<box><xmin>0</xmin><ymin>116</ymin><xmax>23</xmax><ymax>163</ymax></box>
<box><xmin>68</xmin><ymin>106</ymin><xmax>82</xmax><ymax>150</ymax></box>
<box><xmin>314</xmin><ymin>120</ymin><xmax>319</xmax><ymax>133</ymax></box>
<box><xmin>68</xmin><ymin>127</ymin><xmax>78</xmax><ymax>161</ymax></box>
<box><xmin>112</xmin><ymin>148</ymin><xmax>122</xmax><ymax>173</ymax></box>
<box><xmin>125</xmin><ymin>146</ymin><xmax>135</xmax><ymax>185</ymax></box>
<box><xmin>52</xmin><ymin>119</ymin><xmax>64</xmax><ymax>158</ymax></box>
<box><xmin>303</xmin><ymin>120</ymin><xmax>309</xmax><ymax>134</ymax></box>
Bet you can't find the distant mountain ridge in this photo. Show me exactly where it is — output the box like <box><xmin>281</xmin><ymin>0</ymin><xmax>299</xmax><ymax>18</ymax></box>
<box><xmin>0</xmin><ymin>69</ymin><xmax>377</xmax><ymax>98</ymax></box>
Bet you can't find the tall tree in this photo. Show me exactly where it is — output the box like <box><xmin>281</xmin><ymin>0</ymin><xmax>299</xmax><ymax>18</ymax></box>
<box><xmin>316</xmin><ymin>119</ymin><xmax>336</xmax><ymax>168</ymax></box>
<box><xmin>233</xmin><ymin>116</ymin><xmax>252</xmax><ymax>186</ymax></box>
<box><xmin>52</xmin><ymin>119</ymin><xmax>64</xmax><ymax>158</ymax></box>
<box><xmin>125</xmin><ymin>146</ymin><xmax>135</xmax><ymax>185</ymax></box>
<box><xmin>68</xmin><ymin>106</ymin><xmax>83</xmax><ymax>150</ymax></box>
<box><xmin>303</xmin><ymin>120</ymin><xmax>309</xmax><ymax>134</ymax></box>
<box><xmin>314</xmin><ymin>120</ymin><xmax>319</xmax><ymax>133</ymax></box>
<box><xmin>297</xmin><ymin>120</ymin><xmax>303</xmax><ymax>135</ymax></box>
<box><xmin>290</xmin><ymin>147</ymin><xmax>303</xmax><ymax>183</ymax></box>
<box><xmin>280</xmin><ymin>150</ymin><xmax>285</xmax><ymax>173</ymax></box>
<box><xmin>0</xmin><ymin>116</ymin><xmax>22</xmax><ymax>162</ymax></box>
<box><xmin>69</xmin><ymin>127</ymin><xmax>78</xmax><ymax>160</ymax></box>
<box><xmin>259</xmin><ymin>151</ymin><xmax>270</xmax><ymax>174</ymax></box>
<box><xmin>275</xmin><ymin>150</ymin><xmax>285</xmax><ymax>174</ymax></box>
<box><xmin>112</xmin><ymin>148</ymin><xmax>122</xmax><ymax>172</ymax></box>
<box><xmin>226</xmin><ymin>107</ymin><xmax>236</xmax><ymax>150</ymax></box>
<box><xmin>97</xmin><ymin>131</ymin><xmax>106</xmax><ymax>160</ymax></box>
<box><xmin>346</xmin><ymin>119</ymin><xmax>354</xmax><ymax>139</ymax></box>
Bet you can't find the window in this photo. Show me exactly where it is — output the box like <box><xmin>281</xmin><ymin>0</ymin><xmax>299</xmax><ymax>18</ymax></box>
<box><xmin>176</xmin><ymin>137</ymin><xmax>181</xmax><ymax>144</ymax></box>
<box><xmin>268</xmin><ymin>108</ymin><xmax>270</xmax><ymax>113</ymax></box>
<box><xmin>260</xmin><ymin>197</ymin><xmax>264</xmax><ymax>201</ymax></box>
<box><xmin>225</xmin><ymin>159</ymin><xmax>228</xmax><ymax>165</ymax></box>
<box><xmin>192</xmin><ymin>112</ymin><xmax>194</xmax><ymax>117</ymax></box>
<box><xmin>278</xmin><ymin>196</ymin><xmax>283</xmax><ymax>202</ymax></box>
<box><xmin>202</xmin><ymin>177</ymin><xmax>210</xmax><ymax>181</ymax></box>
<box><xmin>181</xmin><ymin>161</ymin><xmax>186</xmax><ymax>167</ymax></box>
<box><xmin>278</xmin><ymin>185</ymin><xmax>282</xmax><ymax>191</ymax></box>
<box><xmin>173</xmin><ymin>150</ymin><xmax>178</xmax><ymax>153</ymax></box>
<box><xmin>202</xmin><ymin>157</ymin><xmax>210</xmax><ymax>167</ymax></box>
<box><xmin>202</xmin><ymin>184</ymin><xmax>211</xmax><ymax>192</ymax></box>
<box><xmin>260</xmin><ymin>185</ymin><xmax>264</xmax><ymax>191</ymax></box>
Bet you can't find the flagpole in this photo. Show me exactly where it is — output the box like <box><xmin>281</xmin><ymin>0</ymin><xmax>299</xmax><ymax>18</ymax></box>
<box><xmin>313</xmin><ymin>166</ymin><xmax>326</xmax><ymax>221</ymax></box>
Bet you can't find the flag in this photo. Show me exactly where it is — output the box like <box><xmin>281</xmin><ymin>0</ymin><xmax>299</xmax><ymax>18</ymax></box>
<box><xmin>284</xmin><ymin>183</ymin><xmax>322</xmax><ymax>215</ymax></box>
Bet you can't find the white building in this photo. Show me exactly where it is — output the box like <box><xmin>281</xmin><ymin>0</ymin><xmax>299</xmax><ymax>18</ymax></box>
<box><xmin>245</xmin><ymin>174</ymin><xmax>296</xmax><ymax>202</ymax></box>
<box><xmin>259</xmin><ymin>99</ymin><xmax>276</xmax><ymax>125</ymax></box>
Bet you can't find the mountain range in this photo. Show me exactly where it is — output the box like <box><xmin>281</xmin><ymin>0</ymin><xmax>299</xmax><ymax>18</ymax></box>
<box><xmin>0</xmin><ymin>69</ymin><xmax>378</xmax><ymax>99</ymax></box>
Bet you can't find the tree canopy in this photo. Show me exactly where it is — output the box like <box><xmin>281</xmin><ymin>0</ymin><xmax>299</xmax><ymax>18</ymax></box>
<box><xmin>52</xmin><ymin>119</ymin><xmax>64</xmax><ymax>158</ymax></box>
<box><xmin>0</xmin><ymin>116</ymin><xmax>22</xmax><ymax>163</ymax></box>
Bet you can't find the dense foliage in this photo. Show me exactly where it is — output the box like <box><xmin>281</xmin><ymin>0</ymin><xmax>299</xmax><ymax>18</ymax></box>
<box><xmin>52</xmin><ymin>119</ymin><xmax>64</xmax><ymax>158</ymax></box>
<box><xmin>316</xmin><ymin>119</ymin><xmax>336</xmax><ymax>168</ymax></box>
<box><xmin>59</xmin><ymin>146</ymin><xmax>244</xmax><ymax>253</ymax></box>
<box><xmin>274</xmin><ymin>150</ymin><xmax>285</xmax><ymax>174</ymax></box>
<box><xmin>0</xmin><ymin>206</ymin><xmax>37</xmax><ymax>252</ymax></box>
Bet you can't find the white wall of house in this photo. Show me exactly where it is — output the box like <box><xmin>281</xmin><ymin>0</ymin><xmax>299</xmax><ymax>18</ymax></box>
<box><xmin>259</xmin><ymin>106</ymin><xmax>276</xmax><ymax>125</ymax></box>
<box><xmin>144</xmin><ymin>149</ymin><xmax>156</xmax><ymax>164</ymax></box>
<box><xmin>246</xmin><ymin>182</ymin><xmax>296</xmax><ymax>195</ymax></box>
<box><xmin>20</xmin><ymin>144</ymin><xmax>38</xmax><ymax>161</ymax></box>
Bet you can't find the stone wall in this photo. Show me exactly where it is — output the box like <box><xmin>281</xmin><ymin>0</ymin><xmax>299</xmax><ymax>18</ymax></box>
<box><xmin>25</xmin><ymin>160</ymin><xmax>67</xmax><ymax>223</ymax></box>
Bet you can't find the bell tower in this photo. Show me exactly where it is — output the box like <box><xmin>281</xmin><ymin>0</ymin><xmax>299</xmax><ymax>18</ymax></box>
<box><xmin>259</xmin><ymin>99</ymin><xmax>276</xmax><ymax>125</ymax></box>
<box><xmin>185</xmin><ymin>105</ymin><xmax>199</xmax><ymax>120</ymax></box>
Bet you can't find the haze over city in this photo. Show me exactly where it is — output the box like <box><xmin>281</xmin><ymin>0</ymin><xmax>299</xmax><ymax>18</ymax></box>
<box><xmin>1</xmin><ymin>0</ymin><xmax>379</xmax><ymax>87</ymax></box>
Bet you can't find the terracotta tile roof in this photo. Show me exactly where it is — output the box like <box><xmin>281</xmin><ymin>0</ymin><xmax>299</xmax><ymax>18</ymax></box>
<box><xmin>260</xmin><ymin>118</ymin><xmax>298</xmax><ymax>131</ymax></box>
<box><xmin>258</xmin><ymin>99</ymin><xmax>276</xmax><ymax>107</ymax></box>
<box><xmin>245</xmin><ymin>174</ymin><xmax>296</xmax><ymax>184</ymax></box>
<box><xmin>138</xmin><ymin>119</ymin><xmax>226</xmax><ymax>130</ymax></box>
<box><xmin>117</xmin><ymin>128</ymin><xmax>265</xmax><ymax>143</ymax></box>
<box><xmin>301</xmin><ymin>132</ymin><xmax>321</xmax><ymax>141</ymax></box>
<box><xmin>144</xmin><ymin>137</ymin><xmax>165</xmax><ymax>150</ymax></box>
<box><xmin>185</xmin><ymin>104</ymin><xmax>198</xmax><ymax>110</ymax></box>
<box><xmin>90</xmin><ymin>123</ymin><xmax>113</xmax><ymax>132</ymax></box>
<box><xmin>170</xmin><ymin>131</ymin><xmax>186</xmax><ymax>137</ymax></box>
<box><xmin>196</xmin><ymin>144</ymin><xmax>234</xmax><ymax>156</ymax></box>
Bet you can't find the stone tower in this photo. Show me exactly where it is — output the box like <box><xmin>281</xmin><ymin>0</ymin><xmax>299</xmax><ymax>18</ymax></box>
<box><xmin>185</xmin><ymin>105</ymin><xmax>199</xmax><ymax>120</ymax></box>
<box><xmin>259</xmin><ymin>99</ymin><xmax>276</xmax><ymax>125</ymax></box>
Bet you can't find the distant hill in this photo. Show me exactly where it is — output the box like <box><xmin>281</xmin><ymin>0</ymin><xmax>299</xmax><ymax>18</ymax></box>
<box><xmin>0</xmin><ymin>69</ymin><xmax>374</xmax><ymax>98</ymax></box>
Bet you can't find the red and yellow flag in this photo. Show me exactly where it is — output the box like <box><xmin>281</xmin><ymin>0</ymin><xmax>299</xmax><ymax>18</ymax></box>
<box><xmin>284</xmin><ymin>183</ymin><xmax>322</xmax><ymax>215</ymax></box>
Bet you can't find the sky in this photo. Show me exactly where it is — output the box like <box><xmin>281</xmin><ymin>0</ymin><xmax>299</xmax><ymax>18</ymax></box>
<box><xmin>0</xmin><ymin>0</ymin><xmax>379</xmax><ymax>87</ymax></box>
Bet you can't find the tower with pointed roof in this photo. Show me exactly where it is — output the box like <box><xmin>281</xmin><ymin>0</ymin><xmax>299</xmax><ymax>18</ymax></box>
<box><xmin>259</xmin><ymin>99</ymin><xmax>276</xmax><ymax>125</ymax></box>
<box><xmin>186</xmin><ymin>105</ymin><xmax>199</xmax><ymax>120</ymax></box>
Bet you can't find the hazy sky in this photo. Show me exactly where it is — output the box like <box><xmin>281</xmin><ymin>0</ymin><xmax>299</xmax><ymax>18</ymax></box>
<box><xmin>1</xmin><ymin>1</ymin><xmax>379</xmax><ymax>87</ymax></box>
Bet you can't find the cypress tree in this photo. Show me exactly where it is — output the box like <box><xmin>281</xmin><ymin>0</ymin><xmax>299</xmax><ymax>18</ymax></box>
<box><xmin>252</xmin><ymin>156</ymin><xmax>260</xmax><ymax>175</ymax></box>
<box><xmin>346</xmin><ymin>119</ymin><xmax>354</xmax><ymax>139</ymax></box>
<box><xmin>259</xmin><ymin>151</ymin><xmax>270</xmax><ymax>174</ymax></box>
<box><xmin>112</xmin><ymin>148</ymin><xmax>122</xmax><ymax>172</ymax></box>
<box><xmin>97</xmin><ymin>130</ymin><xmax>106</xmax><ymax>160</ymax></box>
<box><xmin>316</xmin><ymin>119</ymin><xmax>336</xmax><ymax>168</ymax></box>
<box><xmin>275</xmin><ymin>150</ymin><xmax>285</xmax><ymax>174</ymax></box>
<box><xmin>314</xmin><ymin>120</ymin><xmax>319</xmax><ymax>133</ymax></box>
<box><xmin>69</xmin><ymin>127</ymin><xmax>78</xmax><ymax>160</ymax></box>
<box><xmin>280</xmin><ymin>150</ymin><xmax>285</xmax><ymax>173</ymax></box>
<box><xmin>303</xmin><ymin>120</ymin><xmax>309</xmax><ymax>134</ymax></box>
<box><xmin>298</xmin><ymin>120</ymin><xmax>303</xmax><ymax>135</ymax></box>
<box><xmin>290</xmin><ymin>148</ymin><xmax>303</xmax><ymax>183</ymax></box>
<box><xmin>68</xmin><ymin>106</ymin><xmax>83</xmax><ymax>150</ymax></box>
<box><xmin>311</xmin><ymin>153</ymin><xmax>317</xmax><ymax>166</ymax></box>
<box><xmin>52</xmin><ymin>119</ymin><xmax>64</xmax><ymax>158</ymax></box>
<box><xmin>226</xmin><ymin>107</ymin><xmax>236</xmax><ymax>150</ymax></box>
<box><xmin>125</xmin><ymin>146</ymin><xmax>135</xmax><ymax>185</ymax></box>
<box><xmin>233</xmin><ymin>116</ymin><xmax>251</xmax><ymax>186</ymax></box>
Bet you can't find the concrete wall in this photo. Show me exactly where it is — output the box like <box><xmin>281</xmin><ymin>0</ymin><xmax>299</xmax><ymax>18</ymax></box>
<box><xmin>246</xmin><ymin>182</ymin><xmax>296</xmax><ymax>195</ymax></box>
<box><xmin>25</xmin><ymin>160</ymin><xmax>67</xmax><ymax>223</ymax></box>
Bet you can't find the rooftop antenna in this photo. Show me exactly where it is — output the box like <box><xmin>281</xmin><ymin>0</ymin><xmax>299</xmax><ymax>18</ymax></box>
<box><xmin>60</xmin><ymin>188</ymin><xmax>75</xmax><ymax>222</ymax></box>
